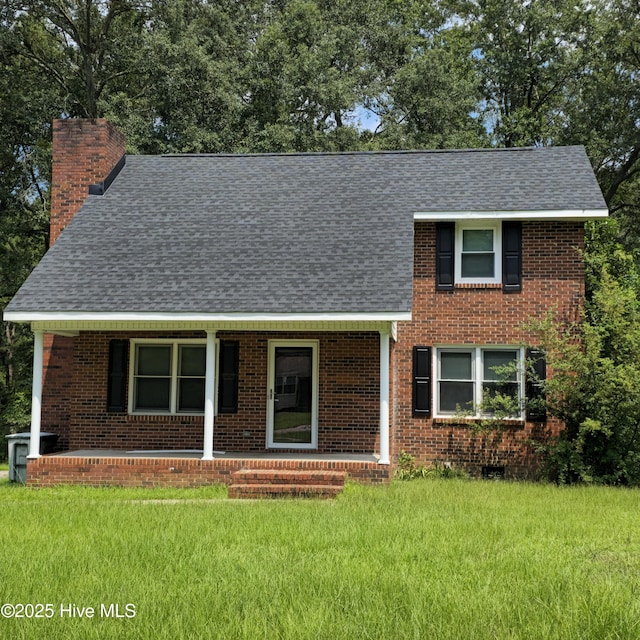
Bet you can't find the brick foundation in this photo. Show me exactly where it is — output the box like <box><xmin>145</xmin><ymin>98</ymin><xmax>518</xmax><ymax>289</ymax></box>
<box><xmin>27</xmin><ymin>455</ymin><xmax>390</xmax><ymax>487</ymax></box>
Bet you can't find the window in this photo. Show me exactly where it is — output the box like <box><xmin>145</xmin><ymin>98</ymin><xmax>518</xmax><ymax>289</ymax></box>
<box><xmin>130</xmin><ymin>340</ymin><xmax>207</xmax><ymax>414</ymax></box>
<box><xmin>436</xmin><ymin>347</ymin><xmax>523</xmax><ymax>418</ymax></box>
<box><xmin>455</xmin><ymin>222</ymin><xmax>501</xmax><ymax>284</ymax></box>
<box><xmin>435</xmin><ymin>221</ymin><xmax>522</xmax><ymax>291</ymax></box>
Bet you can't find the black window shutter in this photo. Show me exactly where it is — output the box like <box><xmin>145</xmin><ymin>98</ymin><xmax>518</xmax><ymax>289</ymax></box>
<box><xmin>107</xmin><ymin>340</ymin><xmax>128</xmax><ymax>412</ymax></box>
<box><xmin>526</xmin><ymin>347</ymin><xmax>547</xmax><ymax>421</ymax></box>
<box><xmin>413</xmin><ymin>346</ymin><xmax>432</xmax><ymax>417</ymax></box>
<box><xmin>218</xmin><ymin>341</ymin><xmax>239</xmax><ymax>414</ymax></box>
<box><xmin>502</xmin><ymin>221</ymin><xmax>522</xmax><ymax>292</ymax></box>
<box><xmin>436</xmin><ymin>222</ymin><xmax>455</xmax><ymax>291</ymax></box>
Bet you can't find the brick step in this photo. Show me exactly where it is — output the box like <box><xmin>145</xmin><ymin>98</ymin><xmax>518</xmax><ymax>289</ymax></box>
<box><xmin>228</xmin><ymin>483</ymin><xmax>343</xmax><ymax>499</ymax></box>
<box><xmin>231</xmin><ymin>469</ymin><xmax>347</xmax><ymax>486</ymax></box>
<box><xmin>229</xmin><ymin>468</ymin><xmax>347</xmax><ymax>499</ymax></box>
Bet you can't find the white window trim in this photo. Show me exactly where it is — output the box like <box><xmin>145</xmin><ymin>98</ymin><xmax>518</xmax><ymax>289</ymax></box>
<box><xmin>454</xmin><ymin>221</ymin><xmax>502</xmax><ymax>285</ymax></box>
<box><xmin>128</xmin><ymin>338</ymin><xmax>217</xmax><ymax>416</ymax></box>
<box><xmin>434</xmin><ymin>346</ymin><xmax>524</xmax><ymax>419</ymax></box>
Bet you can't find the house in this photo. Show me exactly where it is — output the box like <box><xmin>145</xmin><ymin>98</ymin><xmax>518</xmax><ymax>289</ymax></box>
<box><xmin>3</xmin><ymin>118</ymin><xmax>608</xmax><ymax>486</ymax></box>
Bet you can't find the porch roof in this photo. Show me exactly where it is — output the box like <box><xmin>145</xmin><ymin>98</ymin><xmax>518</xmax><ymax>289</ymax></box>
<box><xmin>5</xmin><ymin>145</ymin><xmax>607</xmax><ymax>323</ymax></box>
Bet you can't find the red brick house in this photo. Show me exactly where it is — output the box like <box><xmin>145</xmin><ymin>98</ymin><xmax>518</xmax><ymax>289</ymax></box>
<box><xmin>4</xmin><ymin>119</ymin><xmax>608</xmax><ymax>486</ymax></box>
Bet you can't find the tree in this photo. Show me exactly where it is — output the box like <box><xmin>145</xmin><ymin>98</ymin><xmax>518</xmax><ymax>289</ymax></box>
<box><xmin>370</xmin><ymin>0</ymin><xmax>484</xmax><ymax>149</ymax></box>
<box><xmin>0</xmin><ymin>4</ymin><xmax>53</xmax><ymax>449</ymax></box>
<box><xmin>454</xmin><ymin>0</ymin><xmax>594</xmax><ymax>148</ymax></box>
<box><xmin>11</xmin><ymin>0</ymin><xmax>147</xmax><ymax>119</ymax></box>
<box><xmin>122</xmin><ymin>0</ymin><xmax>260</xmax><ymax>153</ymax></box>
<box><xmin>529</xmin><ymin>220</ymin><xmax>640</xmax><ymax>485</ymax></box>
<box><xmin>242</xmin><ymin>0</ymin><xmax>381</xmax><ymax>152</ymax></box>
<box><xmin>558</xmin><ymin>0</ymin><xmax>640</xmax><ymax>247</ymax></box>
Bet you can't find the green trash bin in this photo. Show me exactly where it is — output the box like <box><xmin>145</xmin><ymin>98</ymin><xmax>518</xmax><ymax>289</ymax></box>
<box><xmin>5</xmin><ymin>433</ymin><xmax>58</xmax><ymax>483</ymax></box>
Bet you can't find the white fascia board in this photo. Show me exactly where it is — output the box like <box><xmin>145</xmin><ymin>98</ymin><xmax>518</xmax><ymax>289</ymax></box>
<box><xmin>413</xmin><ymin>209</ymin><xmax>608</xmax><ymax>221</ymax></box>
<box><xmin>4</xmin><ymin>310</ymin><xmax>412</xmax><ymax>323</ymax></box>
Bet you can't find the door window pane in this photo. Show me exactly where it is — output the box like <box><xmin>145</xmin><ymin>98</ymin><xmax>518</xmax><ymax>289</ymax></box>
<box><xmin>273</xmin><ymin>347</ymin><xmax>313</xmax><ymax>445</ymax></box>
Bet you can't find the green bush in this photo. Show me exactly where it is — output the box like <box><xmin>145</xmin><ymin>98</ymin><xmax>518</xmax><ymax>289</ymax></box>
<box><xmin>530</xmin><ymin>220</ymin><xmax>640</xmax><ymax>485</ymax></box>
<box><xmin>395</xmin><ymin>451</ymin><xmax>468</xmax><ymax>480</ymax></box>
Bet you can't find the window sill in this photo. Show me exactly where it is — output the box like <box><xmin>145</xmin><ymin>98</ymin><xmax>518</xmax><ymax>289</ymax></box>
<box><xmin>128</xmin><ymin>412</ymin><xmax>206</xmax><ymax>419</ymax></box>
<box><xmin>454</xmin><ymin>282</ymin><xmax>503</xmax><ymax>290</ymax></box>
<box><xmin>433</xmin><ymin>417</ymin><xmax>525</xmax><ymax>428</ymax></box>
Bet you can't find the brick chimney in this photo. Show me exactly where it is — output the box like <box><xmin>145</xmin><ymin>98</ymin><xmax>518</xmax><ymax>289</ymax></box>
<box><xmin>50</xmin><ymin>118</ymin><xmax>126</xmax><ymax>245</ymax></box>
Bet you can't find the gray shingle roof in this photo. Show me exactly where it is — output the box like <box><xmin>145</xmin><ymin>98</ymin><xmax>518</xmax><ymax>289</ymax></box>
<box><xmin>5</xmin><ymin>145</ymin><xmax>607</xmax><ymax>317</ymax></box>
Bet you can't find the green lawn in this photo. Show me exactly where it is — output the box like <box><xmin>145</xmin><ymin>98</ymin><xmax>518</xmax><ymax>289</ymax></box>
<box><xmin>1</xmin><ymin>479</ymin><xmax>639</xmax><ymax>639</ymax></box>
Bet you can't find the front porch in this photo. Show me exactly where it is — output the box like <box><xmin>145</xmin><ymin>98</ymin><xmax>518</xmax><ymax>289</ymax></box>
<box><xmin>26</xmin><ymin>449</ymin><xmax>390</xmax><ymax>488</ymax></box>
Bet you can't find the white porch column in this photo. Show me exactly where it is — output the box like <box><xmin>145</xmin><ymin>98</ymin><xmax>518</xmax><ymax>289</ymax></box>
<box><xmin>379</xmin><ymin>330</ymin><xmax>390</xmax><ymax>465</ymax></box>
<box><xmin>28</xmin><ymin>330</ymin><xmax>45</xmax><ymax>459</ymax></box>
<box><xmin>202</xmin><ymin>330</ymin><xmax>217</xmax><ymax>461</ymax></box>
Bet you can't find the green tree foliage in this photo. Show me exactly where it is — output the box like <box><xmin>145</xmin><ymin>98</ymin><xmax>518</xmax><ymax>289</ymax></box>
<box><xmin>557</xmin><ymin>0</ymin><xmax>640</xmax><ymax>246</ymax></box>
<box><xmin>454</xmin><ymin>0</ymin><xmax>594</xmax><ymax>147</ymax></box>
<box><xmin>123</xmin><ymin>0</ymin><xmax>259</xmax><ymax>153</ymax></box>
<box><xmin>1</xmin><ymin>5</ymin><xmax>52</xmax><ymax>449</ymax></box>
<box><xmin>11</xmin><ymin>0</ymin><xmax>147</xmax><ymax>118</ymax></box>
<box><xmin>530</xmin><ymin>220</ymin><xmax>640</xmax><ymax>485</ymax></box>
<box><xmin>371</xmin><ymin>0</ymin><xmax>484</xmax><ymax>149</ymax></box>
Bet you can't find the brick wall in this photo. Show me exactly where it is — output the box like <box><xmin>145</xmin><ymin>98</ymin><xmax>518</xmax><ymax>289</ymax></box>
<box><xmin>55</xmin><ymin>331</ymin><xmax>380</xmax><ymax>455</ymax></box>
<box><xmin>41</xmin><ymin>334</ymin><xmax>74</xmax><ymax>451</ymax></box>
<box><xmin>391</xmin><ymin>221</ymin><xmax>585</xmax><ymax>478</ymax></box>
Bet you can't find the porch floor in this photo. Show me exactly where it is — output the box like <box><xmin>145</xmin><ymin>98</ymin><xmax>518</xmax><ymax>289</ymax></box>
<box><xmin>54</xmin><ymin>449</ymin><xmax>379</xmax><ymax>463</ymax></box>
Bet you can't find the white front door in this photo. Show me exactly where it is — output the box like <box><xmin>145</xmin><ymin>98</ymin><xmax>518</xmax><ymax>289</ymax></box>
<box><xmin>267</xmin><ymin>340</ymin><xmax>318</xmax><ymax>449</ymax></box>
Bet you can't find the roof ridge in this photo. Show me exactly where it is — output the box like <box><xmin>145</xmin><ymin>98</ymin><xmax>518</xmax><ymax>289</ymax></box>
<box><xmin>157</xmin><ymin>146</ymin><xmax>572</xmax><ymax>159</ymax></box>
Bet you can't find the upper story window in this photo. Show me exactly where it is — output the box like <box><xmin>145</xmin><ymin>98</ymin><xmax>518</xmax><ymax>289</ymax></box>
<box><xmin>435</xmin><ymin>221</ymin><xmax>522</xmax><ymax>292</ymax></box>
<box><xmin>456</xmin><ymin>223</ymin><xmax>501</xmax><ymax>284</ymax></box>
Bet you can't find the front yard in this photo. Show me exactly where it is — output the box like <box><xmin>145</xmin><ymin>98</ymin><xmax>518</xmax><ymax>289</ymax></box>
<box><xmin>0</xmin><ymin>478</ymin><xmax>639</xmax><ymax>639</ymax></box>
